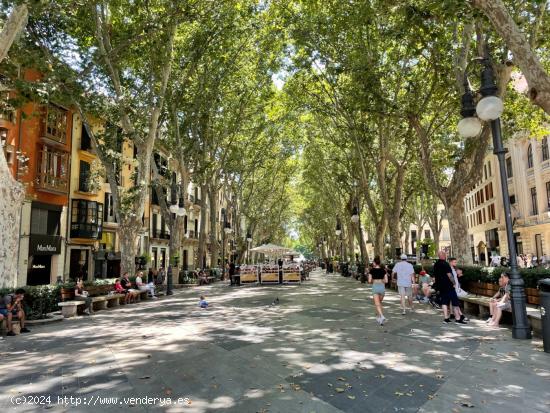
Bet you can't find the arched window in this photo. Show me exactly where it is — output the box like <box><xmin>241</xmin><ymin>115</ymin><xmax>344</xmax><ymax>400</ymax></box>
<box><xmin>542</xmin><ymin>137</ymin><xmax>549</xmax><ymax>162</ymax></box>
<box><xmin>527</xmin><ymin>144</ymin><xmax>533</xmax><ymax>168</ymax></box>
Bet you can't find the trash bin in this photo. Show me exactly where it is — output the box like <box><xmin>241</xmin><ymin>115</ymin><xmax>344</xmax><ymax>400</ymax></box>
<box><xmin>538</xmin><ymin>278</ymin><xmax>550</xmax><ymax>353</ymax></box>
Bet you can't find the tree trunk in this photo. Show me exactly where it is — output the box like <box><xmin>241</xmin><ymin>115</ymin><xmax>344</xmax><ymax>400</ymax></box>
<box><xmin>0</xmin><ymin>3</ymin><xmax>28</xmax><ymax>288</ymax></box>
<box><xmin>445</xmin><ymin>199</ymin><xmax>472</xmax><ymax>265</ymax></box>
<box><xmin>472</xmin><ymin>0</ymin><xmax>550</xmax><ymax>115</ymax></box>
<box><xmin>347</xmin><ymin>220</ymin><xmax>355</xmax><ymax>261</ymax></box>
<box><xmin>373</xmin><ymin>221</ymin><xmax>386</xmax><ymax>260</ymax></box>
<box><xmin>197</xmin><ymin>184</ymin><xmax>208</xmax><ymax>269</ymax></box>
<box><xmin>208</xmin><ymin>186</ymin><xmax>219</xmax><ymax>267</ymax></box>
<box><xmin>354</xmin><ymin>221</ymin><xmax>368</xmax><ymax>266</ymax></box>
<box><xmin>0</xmin><ymin>3</ymin><xmax>28</xmax><ymax>63</ymax></box>
<box><xmin>119</xmin><ymin>219</ymin><xmax>139</xmax><ymax>276</ymax></box>
<box><xmin>389</xmin><ymin>221</ymin><xmax>401</xmax><ymax>259</ymax></box>
<box><xmin>433</xmin><ymin>231</ymin><xmax>441</xmax><ymax>254</ymax></box>
<box><xmin>0</xmin><ymin>151</ymin><xmax>25</xmax><ymax>288</ymax></box>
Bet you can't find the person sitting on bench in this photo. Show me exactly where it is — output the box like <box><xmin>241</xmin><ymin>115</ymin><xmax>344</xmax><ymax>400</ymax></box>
<box><xmin>74</xmin><ymin>278</ymin><xmax>93</xmax><ymax>315</ymax></box>
<box><xmin>136</xmin><ymin>271</ymin><xmax>157</xmax><ymax>298</ymax></box>
<box><xmin>0</xmin><ymin>288</ymin><xmax>30</xmax><ymax>336</ymax></box>
<box><xmin>198</xmin><ymin>270</ymin><xmax>209</xmax><ymax>286</ymax></box>
<box><xmin>121</xmin><ymin>272</ymin><xmax>138</xmax><ymax>303</ymax></box>
<box><xmin>487</xmin><ymin>273</ymin><xmax>511</xmax><ymax>327</ymax></box>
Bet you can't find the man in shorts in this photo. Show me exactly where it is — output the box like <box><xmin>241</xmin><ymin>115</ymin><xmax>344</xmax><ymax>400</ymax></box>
<box><xmin>433</xmin><ymin>251</ymin><xmax>467</xmax><ymax>324</ymax></box>
<box><xmin>0</xmin><ymin>288</ymin><xmax>31</xmax><ymax>336</ymax></box>
<box><xmin>392</xmin><ymin>254</ymin><xmax>415</xmax><ymax>315</ymax></box>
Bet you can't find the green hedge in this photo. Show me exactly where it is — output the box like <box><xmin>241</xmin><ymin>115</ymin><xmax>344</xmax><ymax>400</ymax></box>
<box><xmin>406</xmin><ymin>264</ymin><xmax>550</xmax><ymax>288</ymax></box>
<box><xmin>0</xmin><ymin>278</ymin><xmax>119</xmax><ymax>320</ymax></box>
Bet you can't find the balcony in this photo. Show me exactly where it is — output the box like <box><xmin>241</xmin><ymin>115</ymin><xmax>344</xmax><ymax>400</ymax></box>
<box><xmin>71</xmin><ymin>223</ymin><xmax>102</xmax><ymax>239</ymax></box>
<box><xmin>152</xmin><ymin>229</ymin><xmax>170</xmax><ymax>240</ymax></box>
<box><xmin>36</xmin><ymin>147</ymin><xmax>69</xmax><ymax>194</ymax></box>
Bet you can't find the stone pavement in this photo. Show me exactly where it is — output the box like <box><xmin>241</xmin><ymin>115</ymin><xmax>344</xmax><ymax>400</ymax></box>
<box><xmin>1</xmin><ymin>270</ymin><xmax>549</xmax><ymax>413</ymax></box>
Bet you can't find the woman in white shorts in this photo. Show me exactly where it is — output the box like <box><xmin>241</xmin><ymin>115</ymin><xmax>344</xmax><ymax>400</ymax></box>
<box><xmin>368</xmin><ymin>256</ymin><xmax>388</xmax><ymax>325</ymax></box>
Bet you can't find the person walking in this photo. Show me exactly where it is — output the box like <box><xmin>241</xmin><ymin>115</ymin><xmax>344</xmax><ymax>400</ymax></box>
<box><xmin>433</xmin><ymin>251</ymin><xmax>467</xmax><ymax>324</ymax></box>
<box><xmin>392</xmin><ymin>254</ymin><xmax>415</xmax><ymax>315</ymax></box>
<box><xmin>368</xmin><ymin>256</ymin><xmax>388</xmax><ymax>325</ymax></box>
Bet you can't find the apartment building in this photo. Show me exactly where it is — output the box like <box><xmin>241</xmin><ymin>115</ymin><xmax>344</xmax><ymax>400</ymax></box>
<box><xmin>465</xmin><ymin>134</ymin><xmax>550</xmax><ymax>264</ymax></box>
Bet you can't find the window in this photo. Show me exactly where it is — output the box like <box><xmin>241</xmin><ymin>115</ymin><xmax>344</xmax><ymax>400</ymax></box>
<box><xmin>36</xmin><ymin>146</ymin><xmax>69</xmax><ymax>193</ymax></box>
<box><xmin>483</xmin><ymin>208</ymin><xmax>486</xmax><ymax>224</ymax></box>
<box><xmin>1</xmin><ymin>127</ymin><xmax>14</xmax><ymax>166</ymax></box>
<box><xmin>546</xmin><ymin>182</ymin><xmax>550</xmax><ymax>211</ymax></box>
<box><xmin>531</xmin><ymin>187</ymin><xmax>538</xmax><ymax>215</ymax></box>
<box><xmin>506</xmin><ymin>157</ymin><xmax>513</xmax><ymax>178</ymax></box>
<box><xmin>411</xmin><ymin>230</ymin><xmax>417</xmax><ymax>241</ymax></box>
<box><xmin>184</xmin><ymin>215</ymin><xmax>188</xmax><ymax>234</ymax></box>
<box><xmin>489</xmin><ymin>204</ymin><xmax>496</xmax><ymax>220</ymax></box>
<box><xmin>103</xmin><ymin>193</ymin><xmax>115</xmax><ymax>223</ymax></box>
<box><xmin>527</xmin><ymin>144</ymin><xmax>533</xmax><ymax>168</ymax></box>
<box><xmin>543</xmin><ymin>137</ymin><xmax>549</xmax><ymax>162</ymax></box>
<box><xmin>488</xmin><ymin>161</ymin><xmax>492</xmax><ymax>177</ymax></box>
<box><xmin>484</xmin><ymin>164</ymin><xmax>487</xmax><ymax>180</ymax></box>
<box><xmin>31</xmin><ymin>206</ymin><xmax>61</xmax><ymax>235</ymax></box>
<box><xmin>45</xmin><ymin>105</ymin><xmax>67</xmax><ymax>143</ymax></box>
<box><xmin>194</xmin><ymin>219</ymin><xmax>198</xmax><ymax>235</ymax></box>
<box><xmin>70</xmin><ymin>199</ymin><xmax>103</xmax><ymax>239</ymax></box>
<box><xmin>81</xmin><ymin>123</ymin><xmax>92</xmax><ymax>151</ymax></box>
<box><xmin>510</xmin><ymin>195</ymin><xmax>516</xmax><ymax>205</ymax></box>
<box><xmin>153</xmin><ymin>152</ymin><xmax>168</xmax><ymax>176</ymax></box>
<box><xmin>79</xmin><ymin>160</ymin><xmax>91</xmax><ymax>192</ymax></box>
<box><xmin>152</xmin><ymin>213</ymin><xmax>158</xmax><ymax>236</ymax></box>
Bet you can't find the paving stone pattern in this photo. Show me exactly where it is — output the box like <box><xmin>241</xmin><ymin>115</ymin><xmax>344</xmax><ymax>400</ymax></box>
<box><xmin>0</xmin><ymin>270</ymin><xmax>549</xmax><ymax>413</ymax></box>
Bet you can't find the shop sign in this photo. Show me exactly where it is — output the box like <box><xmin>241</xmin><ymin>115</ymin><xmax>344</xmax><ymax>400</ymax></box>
<box><xmin>30</xmin><ymin>235</ymin><xmax>62</xmax><ymax>255</ymax></box>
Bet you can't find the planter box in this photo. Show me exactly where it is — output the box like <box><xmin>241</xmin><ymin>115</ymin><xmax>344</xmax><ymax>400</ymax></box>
<box><xmin>527</xmin><ymin>295</ymin><xmax>540</xmax><ymax>305</ymax></box>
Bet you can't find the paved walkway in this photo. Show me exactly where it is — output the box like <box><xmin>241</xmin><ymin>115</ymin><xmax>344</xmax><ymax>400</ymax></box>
<box><xmin>1</xmin><ymin>270</ymin><xmax>549</xmax><ymax>413</ymax></box>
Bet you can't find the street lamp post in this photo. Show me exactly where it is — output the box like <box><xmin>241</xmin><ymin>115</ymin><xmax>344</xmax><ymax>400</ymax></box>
<box><xmin>335</xmin><ymin>217</ymin><xmax>343</xmax><ymax>271</ymax></box>
<box><xmin>220</xmin><ymin>208</ymin><xmax>232</xmax><ymax>281</ymax></box>
<box><xmin>457</xmin><ymin>48</ymin><xmax>531</xmax><ymax>339</ymax></box>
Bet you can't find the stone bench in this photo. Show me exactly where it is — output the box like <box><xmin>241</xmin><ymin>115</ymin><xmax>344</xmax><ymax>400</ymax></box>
<box><xmin>58</xmin><ymin>291</ymin><xmax>147</xmax><ymax>318</ymax></box>
<box><xmin>458</xmin><ymin>295</ymin><xmax>542</xmax><ymax>335</ymax></box>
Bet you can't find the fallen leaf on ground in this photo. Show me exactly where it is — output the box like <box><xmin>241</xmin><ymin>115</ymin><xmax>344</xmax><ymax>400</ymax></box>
<box><xmin>347</xmin><ymin>395</ymin><xmax>356</xmax><ymax>400</ymax></box>
<box><xmin>337</xmin><ymin>377</ymin><xmax>346</xmax><ymax>381</ymax></box>
<box><xmin>335</xmin><ymin>388</ymin><xmax>345</xmax><ymax>393</ymax></box>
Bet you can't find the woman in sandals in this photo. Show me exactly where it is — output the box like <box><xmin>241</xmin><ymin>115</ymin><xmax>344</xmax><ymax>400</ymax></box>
<box><xmin>368</xmin><ymin>256</ymin><xmax>388</xmax><ymax>325</ymax></box>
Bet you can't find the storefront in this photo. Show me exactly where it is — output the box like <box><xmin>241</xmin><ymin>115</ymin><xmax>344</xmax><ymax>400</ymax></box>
<box><xmin>27</xmin><ymin>233</ymin><xmax>62</xmax><ymax>285</ymax></box>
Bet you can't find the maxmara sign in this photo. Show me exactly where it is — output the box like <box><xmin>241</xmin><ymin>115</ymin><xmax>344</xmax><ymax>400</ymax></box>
<box><xmin>30</xmin><ymin>235</ymin><xmax>62</xmax><ymax>255</ymax></box>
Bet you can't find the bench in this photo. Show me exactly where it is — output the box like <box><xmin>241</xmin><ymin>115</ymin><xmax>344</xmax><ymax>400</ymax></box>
<box><xmin>58</xmin><ymin>291</ymin><xmax>147</xmax><ymax>318</ymax></box>
<box><xmin>1</xmin><ymin>314</ymin><xmax>20</xmax><ymax>335</ymax></box>
<box><xmin>458</xmin><ymin>294</ymin><xmax>542</xmax><ymax>335</ymax></box>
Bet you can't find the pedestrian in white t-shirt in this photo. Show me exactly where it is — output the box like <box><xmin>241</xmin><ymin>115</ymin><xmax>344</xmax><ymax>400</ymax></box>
<box><xmin>392</xmin><ymin>254</ymin><xmax>415</xmax><ymax>314</ymax></box>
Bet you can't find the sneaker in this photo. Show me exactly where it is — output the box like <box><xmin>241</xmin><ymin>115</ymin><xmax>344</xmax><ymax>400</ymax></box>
<box><xmin>443</xmin><ymin>318</ymin><xmax>451</xmax><ymax>324</ymax></box>
<box><xmin>402</xmin><ymin>309</ymin><xmax>406</xmax><ymax>315</ymax></box>
<box><xmin>456</xmin><ymin>318</ymin><xmax>468</xmax><ymax>324</ymax></box>
<box><xmin>375</xmin><ymin>316</ymin><xmax>381</xmax><ymax>325</ymax></box>
<box><xmin>379</xmin><ymin>316</ymin><xmax>386</xmax><ymax>325</ymax></box>
<box><xmin>20</xmin><ymin>327</ymin><xmax>31</xmax><ymax>333</ymax></box>
<box><xmin>449</xmin><ymin>314</ymin><xmax>455</xmax><ymax>320</ymax></box>
<box><xmin>485</xmin><ymin>317</ymin><xmax>493</xmax><ymax>323</ymax></box>
<box><xmin>6</xmin><ymin>331</ymin><xmax>16</xmax><ymax>336</ymax></box>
